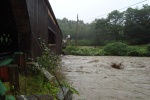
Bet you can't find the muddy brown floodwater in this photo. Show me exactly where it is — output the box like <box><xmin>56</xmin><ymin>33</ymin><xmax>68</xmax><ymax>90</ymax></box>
<box><xmin>61</xmin><ymin>55</ymin><xmax>150</xmax><ymax>100</ymax></box>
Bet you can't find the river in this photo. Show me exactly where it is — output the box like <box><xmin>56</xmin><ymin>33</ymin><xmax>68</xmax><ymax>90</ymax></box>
<box><xmin>61</xmin><ymin>55</ymin><xmax>150</xmax><ymax>100</ymax></box>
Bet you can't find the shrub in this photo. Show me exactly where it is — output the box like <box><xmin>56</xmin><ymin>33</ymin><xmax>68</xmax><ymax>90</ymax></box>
<box><xmin>127</xmin><ymin>46</ymin><xmax>148</xmax><ymax>57</ymax></box>
<box><xmin>23</xmin><ymin>39</ymin><xmax>79</xmax><ymax>98</ymax></box>
<box><xmin>127</xmin><ymin>47</ymin><xmax>140</xmax><ymax>56</ymax></box>
<box><xmin>63</xmin><ymin>46</ymin><xmax>78</xmax><ymax>55</ymax></box>
<box><xmin>94</xmin><ymin>49</ymin><xmax>105</xmax><ymax>56</ymax></box>
<box><xmin>64</xmin><ymin>46</ymin><xmax>105</xmax><ymax>56</ymax></box>
<box><xmin>138</xmin><ymin>48</ymin><xmax>148</xmax><ymax>56</ymax></box>
<box><xmin>104</xmin><ymin>42</ymin><xmax>128</xmax><ymax>56</ymax></box>
<box><xmin>36</xmin><ymin>46</ymin><xmax>60</xmax><ymax>72</ymax></box>
<box><xmin>79</xmin><ymin>48</ymin><xmax>93</xmax><ymax>56</ymax></box>
<box><xmin>147</xmin><ymin>44</ymin><xmax>150</xmax><ymax>51</ymax></box>
<box><xmin>19</xmin><ymin>75</ymin><xmax>59</xmax><ymax>96</ymax></box>
<box><xmin>70</xmin><ymin>48</ymin><xmax>94</xmax><ymax>56</ymax></box>
<box><xmin>146</xmin><ymin>44</ymin><xmax>150</xmax><ymax>56</ymax></box>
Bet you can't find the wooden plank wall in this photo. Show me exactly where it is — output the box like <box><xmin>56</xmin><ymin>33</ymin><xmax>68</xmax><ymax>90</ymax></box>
<box><xmin>44</xmin><ymin>0</ymin><xmax>62</xmax><ymax>54</ymax></box>
<box><xmin>26</xmin><ymin>0</ymin><xmax>48</xmax><ymax>59</ymax></box>
<box><xmin>26</xmin><ymin>0</ymin><xmax>62</xmax><ymax>56</ymax></box>
<box><xmin>10</xmin><ymin>0</ymin><xmax>31</xmax><ymax>57</ymax></box>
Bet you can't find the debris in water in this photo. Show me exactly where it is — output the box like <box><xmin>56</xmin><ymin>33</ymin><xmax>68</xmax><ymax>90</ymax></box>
<box><xmin>111</xmin><ymin>62</ymin><xmax>124</xmax><ymax>69</ymax></box>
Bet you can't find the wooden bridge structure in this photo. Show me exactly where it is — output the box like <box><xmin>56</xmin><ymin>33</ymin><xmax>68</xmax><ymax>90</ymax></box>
<box><xmin>0</xmin><ymin>0</ymin><xmax>62</xmax><ymax>94</ymax></box>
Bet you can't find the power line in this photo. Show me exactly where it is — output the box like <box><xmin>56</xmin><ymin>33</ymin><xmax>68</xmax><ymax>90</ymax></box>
<box><xmin>85</xmin><ymin>0</ymin><xmax>148</xmax><ymax>21</ymax></box>
<box><xmin>118</xmin><ymin>0</ymin><xmax>147</xmax><ymax>11</ymax></box>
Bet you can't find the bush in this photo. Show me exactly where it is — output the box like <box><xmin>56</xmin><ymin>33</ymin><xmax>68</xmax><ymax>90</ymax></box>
<box><xmin>146</xmin><ymin>44</ymin><xmax>150</xmax><ymax>56</ymax></box>
<box><xmin>63</xmin><ymin>46</ymin><xmax>105</xmax><ymax>56</ymax></box>
<box><xmin>104</xmin><ymin>42</ymin><xmax>128</xmax><ymax>56</ymax></box>
<box><xmin>63</xmin><ymin>46</ymin><xmax>78</xmax><ymax>55</ymax></box>
<box><xmin>26</xmin><ymin>39</ymin><xmax>79</xmax><ymax>98</ymax></box>
<box><xmin>138</xmin><ymin>48</ymin><xmax>148</xmax><ymax>56</ymax></box>
<box><xmin>127</xmin><ymin>46</ymin><xmax>148</xmax><ymax>56</ymax></box>
<box><xmin>70</xmin><ymin>48</ymin><xmax>95</xmax><ymax>56</ymax></box>
<box><xmin>147</xmin><ymin>44</ymin><xmax>150</xmax><ymax>51</ymax></box>
<box><xmin>94</xmin><ymin>49</ymin><xmax>105</xmax><ymax>56</ymax></box>
<box><xmin>127</xmin><ymin>47</ymin><xmax>140</xmax><ymax>56</ymax></box>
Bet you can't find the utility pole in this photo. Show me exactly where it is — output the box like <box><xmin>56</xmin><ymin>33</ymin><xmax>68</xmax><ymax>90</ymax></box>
<box><xmin>76</xmin><ymin>14</ymin><xmax>78</xmax><ymax>47</ymax></box>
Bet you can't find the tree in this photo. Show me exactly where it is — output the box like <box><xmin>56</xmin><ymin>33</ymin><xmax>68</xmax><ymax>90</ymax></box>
<box><xmin>57</xmin><ymin>4</ymin><xmax>150</xmax><ymax>46</ymax></box>
<box><xmin>107</xmin><ymin>10</ymin><xmax>124</xmax><ymax>41</ymax></box>
<box><xmin>95</xmin><ymin>18</ymin><xmax>111</xmax><ymax>45</ymax></box>
<box><xmin>57</xmin><ymin>18</ymin><xmax>96</xmax><ymax>43</ymax></box>
<box><xmin>124</xmin><ymin>5</ymin><xmax>150</xmax><ymax>44</ymax></box>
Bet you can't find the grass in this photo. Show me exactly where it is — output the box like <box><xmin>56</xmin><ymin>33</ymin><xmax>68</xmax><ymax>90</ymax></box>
<box><xmin>63</xmin><ymin>44</ymin><xmax>150</xmax><ymax>57</ymax></box>
<box><xmin>128</xmin><ymin>45</ymin><xmax>147</xmax><ymax>49</ymax></box>
<box><xmin>18</xmin><ymin>66</ymin><xmax>79</xmax><ymax>98</ymax></box>
<box><xmin>19</xmin><ymin>74</ymin><xmax>59</xmax><ymax>95</ymax></box>
<box><xmin>63</xmin><ymin>46</ymin><xmax>105</xmax><ymax>56</ymax></box>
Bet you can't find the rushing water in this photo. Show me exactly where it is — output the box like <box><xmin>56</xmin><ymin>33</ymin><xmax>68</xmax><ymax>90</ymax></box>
<box><xmin>61</xmin><ymin>55</ymin><xmax>150</xmax><ymax>100</ymax></box>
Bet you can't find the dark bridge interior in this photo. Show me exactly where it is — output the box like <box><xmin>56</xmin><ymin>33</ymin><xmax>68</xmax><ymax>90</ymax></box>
<box><xmin>0</xmin><ymin>0</ymin><xmax>18</xmax><ymax>56</ymax></box>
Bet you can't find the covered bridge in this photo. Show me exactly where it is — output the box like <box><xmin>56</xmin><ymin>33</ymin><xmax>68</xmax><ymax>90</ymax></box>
<box><xmin>0</xmin><ymin>0</ymin><xmax>63</xmax><ymax>94</ymax></box>
<box><xmin>0</xmin><ymin>0</ymin><xmax>62</xmax><ymax>59</ymax></box>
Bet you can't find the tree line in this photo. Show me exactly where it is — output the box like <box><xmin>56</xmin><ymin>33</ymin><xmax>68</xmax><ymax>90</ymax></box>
<box><xmin>57</xmin><ymin>4</ymin><xmax>150</xmax><ymax>46</ymax></box>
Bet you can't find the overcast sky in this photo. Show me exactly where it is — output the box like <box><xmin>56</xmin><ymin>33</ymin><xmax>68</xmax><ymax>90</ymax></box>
<box><xmin>49</xmin><ymin>0</ymin><xmax>150</xmax><ymax>23</ymax></box>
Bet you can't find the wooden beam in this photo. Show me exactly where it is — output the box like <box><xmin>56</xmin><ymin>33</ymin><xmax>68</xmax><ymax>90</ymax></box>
<box><xmin>48</xmin><ymin>27</ymin><xmax>56</xmax><ymax>34</ymax></box>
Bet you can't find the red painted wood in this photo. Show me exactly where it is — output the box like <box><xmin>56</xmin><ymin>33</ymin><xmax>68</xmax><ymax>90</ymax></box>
<box><xmin>0</xmin><ymin>67</ymin><xmax>9</xmax><ymax>82</ymax></box>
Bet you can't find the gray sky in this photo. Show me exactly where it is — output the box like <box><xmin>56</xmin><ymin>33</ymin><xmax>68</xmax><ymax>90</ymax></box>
<box><xmin>49</xmin><ymin>0</ymin><xmax>150</xmax><ymax>23</ymax></box>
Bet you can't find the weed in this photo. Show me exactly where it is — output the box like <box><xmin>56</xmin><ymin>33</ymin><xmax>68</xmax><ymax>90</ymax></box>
<box><xmin>19</xmin><ymin>39</ymin><xmax>79</xmax><ymax>99</ymax></box>
<box><xmin>64</xmin><ymin>46</ymin><xmax>105</xmax><ymax>56</ymax></box>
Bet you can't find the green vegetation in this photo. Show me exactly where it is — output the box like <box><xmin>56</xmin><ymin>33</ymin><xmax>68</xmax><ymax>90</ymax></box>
<box><xmin>60</xmin><ymin>5</ymin><xmax>150</xmax><ymax>57</ymax></box>
<box><xmin>146</xmin><ymin>44</ymin><xmax>150</xmax><ymax>56</ymax></box>
<box><xmin>127</xmin><ymin>46</ymin><xmax>147</xmax><ymax>56</ymax></box>
<box><xmin>19</xmin><ymin>75</ymin><xmax>59</xmax><ymax>96</ymax></box>
<box><xmin>104</xmin><ymin>42</ymin><xmax>128</xmax><ymax>56</ymax></box>
<box><xmin>147</xmin><ymin>44</ymin><xmax>150</xmax><ymax>51</ymax></box>
<box><xmin>78</xmin><ymin>40</ymin><xmax>94</xmax><ymax>46</ymax></box>
<box><xmin>58</xmin><ymin>4</ymin><xmax>150</xmax><ymax>46</ymax></box>
<box><xmin>63</xmin><ymin>46</ymin><xmax>104</xmax><ymax>56</ymax></box>
<box><xmin>57</xmin><ymin>18</ymin><xmax>95</xmax><ymax>42</ymax></box>
<box><xmin>19</xmin><ymin>40</ymin><xmax>78</xmax><ymax>99</ymax></box>
<box><xmin>63</xmin><ymin>42</ymin><xmax>150</xmax><ymax>57</ymax></box>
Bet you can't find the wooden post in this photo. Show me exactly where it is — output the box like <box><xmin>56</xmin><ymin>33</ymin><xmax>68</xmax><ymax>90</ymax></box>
<box><xmin>14</xmin><ymin>53</ymin><xmax>27</xmax><ymax>76</ymax></box>
<box><xmin>8</xmin><ymin>65</ymin><xmax>19</xmax><ymax>94</ymax></box>
<box><xmin>76</xmin><ymin>14</ymin><xmax>79</xmax><ymax>47</ymax></box>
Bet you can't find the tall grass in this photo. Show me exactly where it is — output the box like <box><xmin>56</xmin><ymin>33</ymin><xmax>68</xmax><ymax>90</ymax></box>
<box><xmin>63</xmin><ymin>42</ymin><xmax>150</xmax><ymax>57</ymax></box>
<box><xmin>63</xmin><ymin>46</ymin><xmax>105</xmax><ymax>56</ymax></box>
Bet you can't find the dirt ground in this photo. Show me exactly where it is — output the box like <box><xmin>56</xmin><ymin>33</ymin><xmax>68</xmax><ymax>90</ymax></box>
<box><xmin>61</xmin><ymin>55</ymin><xmax>150</xmax><ymax>100</ymax></box>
